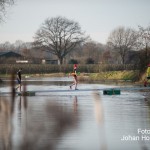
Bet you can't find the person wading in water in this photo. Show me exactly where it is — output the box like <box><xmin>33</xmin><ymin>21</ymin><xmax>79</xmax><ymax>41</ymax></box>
<box><xmin>69</xmin><ymin>72</ymin><xmax>78</xmax><ymax>90</ymax></box>
<box><xmin>15</xmin><ymin>68</ymin><xmax>23</xmax><ymax>92</ymax></box>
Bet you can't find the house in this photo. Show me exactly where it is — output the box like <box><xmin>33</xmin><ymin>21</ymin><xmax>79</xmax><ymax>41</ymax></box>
<box><xmin>29</xmin><ymin>49</ymin><xmax>59</xmax><ymax>64</ymax></box>
<box><xmin>0</xmin><ymin>51</ymin><xmax>22</xmax><ymax>63</ymax></box>
<box><xmin>0</xmin><ymin>51</ymin><xmax>22</xmax><ymax>58</ymax></box>
<box><xmin>0</xmin><ymin>50</ymin><xmax>59</xmax><ymax>64</ymax></box>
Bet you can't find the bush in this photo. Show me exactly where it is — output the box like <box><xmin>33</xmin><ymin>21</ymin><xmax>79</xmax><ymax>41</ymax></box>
<box><xmin>86</xmin><ymin>58</ymin><xmax>94</xmax><ymax>64</ymax></box>
<box><xmin>68</xmin><ymin>59</ymin><xmax>78</xmax><ymax>64</ymax></box>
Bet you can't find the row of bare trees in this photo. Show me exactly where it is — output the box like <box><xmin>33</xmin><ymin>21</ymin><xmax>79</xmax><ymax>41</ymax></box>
<box><xmin>0</xmin><ymin>40</ymin><xmax>105</xmax><ymax>64</ymax></box>
<box><xmin>33</xmin><ymin>16</ymin><xmax>150</xmax><ymax>66</ymax></box>
<box><xmin>0</xmin><ymin>24</ymin><xmax>150</xmax><ymax>67</ymax></box>
<box><xmin>107</xmin><ymin>26</ymin><xmax>150</xmax><ymax>65</ymax></box>
<box><xmin>0</xmin><ymin>2</ymin><xmax>150</xmax><ymax>67</ymax></box>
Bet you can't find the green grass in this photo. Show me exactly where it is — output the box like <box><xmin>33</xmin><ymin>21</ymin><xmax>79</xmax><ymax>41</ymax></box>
<box><xmin>89</xmin><ymin>70</ymin><xmax>140</xmax><ymax>81</ymax></box>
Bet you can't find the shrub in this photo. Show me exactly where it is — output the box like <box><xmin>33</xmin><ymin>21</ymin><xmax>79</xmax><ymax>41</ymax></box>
<box><xmin>68</xmin><ymin>59</ymin><xmax>78</xmax><ymax>64</ymax></box>
<box><xmin>86</xmin><ymin>58</ymin><xmax>94</xmax><ymax>64</ymax></box>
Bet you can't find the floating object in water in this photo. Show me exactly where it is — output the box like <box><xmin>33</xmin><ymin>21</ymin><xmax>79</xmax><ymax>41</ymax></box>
<box><xmin>18</xmin><ymin>91</ymin><xmax>35</xmax><ymax>96</ymax></box>
<box><xmin>103</xmin><ymin>89</ymin><xmax>121</xmax><ymax>95</ymax></box>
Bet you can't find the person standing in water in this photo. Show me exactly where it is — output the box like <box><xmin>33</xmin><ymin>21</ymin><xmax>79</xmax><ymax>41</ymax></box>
<box><xmin>15</xmin><ymin>68</ymin><xmax>23</xmax><ymax>92</ymax></box>
<box><xmin>69</xmin><ymin>72</ymin><xmax>78</xmax><ymax>90</ymax></box>
<box><xmin>146</xmin><ymin>64</ymin><xmax>150</xmax><ymax>79</ymax></box>
<box><xmin>144</xmin><ymin>64</ymin><xmax>150</xmax><ymax>87</ymax></box>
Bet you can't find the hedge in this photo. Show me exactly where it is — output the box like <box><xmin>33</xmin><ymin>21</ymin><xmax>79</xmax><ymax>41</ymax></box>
<box><xmin>0</xmin><ymin>64</ymin><xmax>139</xmax><ymax>74</ymax></box>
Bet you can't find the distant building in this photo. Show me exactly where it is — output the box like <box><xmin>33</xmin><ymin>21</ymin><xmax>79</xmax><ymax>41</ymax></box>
<box><xmin>0</xmin><ymin>50</ymin><xmax>59</xmax><ymax>64</ymax></box>
<box><xmin>0</xmin><ymin>51</ymin><xmax>22</xmax><ymax>63</ymax></box>
<box><xmin>16</xmin><ymin>60</ymin><xmax>32</xmax><ymax>64</ymax></box>
<box><xmin>0</xmin><ymin>51</ymin><xmax>22</xmax><ymax>58</ymax></box>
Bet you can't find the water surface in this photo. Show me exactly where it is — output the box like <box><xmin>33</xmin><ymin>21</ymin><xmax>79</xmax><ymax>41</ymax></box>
<box><xmin>0</xmin><ymin>77</ymin><xmax>150</xmax><ymax>150</ymax></box>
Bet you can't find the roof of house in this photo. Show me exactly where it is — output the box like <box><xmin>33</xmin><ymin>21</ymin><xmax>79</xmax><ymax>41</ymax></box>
<box><xmin>0</xmin><ymin>51</ymin><xmax>22</xmax><ymax>57</ymax></box>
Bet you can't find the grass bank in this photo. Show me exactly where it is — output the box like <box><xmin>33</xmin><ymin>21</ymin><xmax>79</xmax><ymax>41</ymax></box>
<box><xmin>86</xmin><ymin>70</ymin><xmax>140</xmax><ymax>82</ymax></box>
<box><xmin>25</xmin><ymin>70</ymin><xmax>141</xmax><ymax>82</ymax></box>
<box><xmin>0</xmin><ymin>70</ymin><xmax>145</xmax><ymax>84</ymax></box>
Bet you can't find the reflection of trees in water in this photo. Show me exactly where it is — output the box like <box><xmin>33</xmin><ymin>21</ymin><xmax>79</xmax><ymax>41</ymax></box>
<box><xmin>0</xmin><ymin>98</ymin><xmax>12</xmax><ymax>150</ymax></box>
<box><xmin>18</xmin><ymin>99</ymin><xmax>79</xmax><ymax>150</ymax></box>
<box><xmin>73</xmin><ymin>96</ymin><xmax>78</xmax><ymax>113</ymax></box>
<box><xmin>93</xmin><ymin>92</ymin><xmax>107</xmax><ymax>150</ymax></box>
<box><xmin>0</xmin><ymin>73</ymin><xmax>79</xmax><ymax>150</ymax></box>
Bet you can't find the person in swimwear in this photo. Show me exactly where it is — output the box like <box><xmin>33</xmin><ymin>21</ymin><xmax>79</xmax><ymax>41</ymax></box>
<box><xmin>69</xmin><ymin>72</ymin><xmax>78</xmax><ymax>90</ymax></box>
<box><xmin>73</xmin><ymin>64</ymin><xmax>77</xmax><ymax>74</ymax></box>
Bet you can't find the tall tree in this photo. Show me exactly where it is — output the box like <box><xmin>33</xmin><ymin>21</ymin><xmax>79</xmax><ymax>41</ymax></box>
<box><xmin>0</xmin><ymin>0</ymin><xmax>14</xmax><ymax>22</ymax></box>
<box><xmin>107</xmin><ymin>27</ymin><xmax>138</xmax><ymax>64</ymax></box>
<box><xmin>34</xmin><ymin>16</ymin><xmax>87</xmax><ymax>64</ymax></box>
<box><xmin>137</xmin><ymin>25</ymin><xmax>150</xmax><ymax>67</ymax></box>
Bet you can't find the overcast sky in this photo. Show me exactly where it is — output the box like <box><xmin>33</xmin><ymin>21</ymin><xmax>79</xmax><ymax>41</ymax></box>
<box><xmin>0</xmin><ymin>0</ymin><xmax>150</xmax><ymax>44</ymax></box>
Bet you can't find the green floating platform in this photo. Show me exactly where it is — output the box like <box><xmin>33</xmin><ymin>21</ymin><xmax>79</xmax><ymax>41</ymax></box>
<box><xmin>18</xmin><ymin>91</ymin><xmax>35</xmax><ymax>96</ymax></box>
<box><xmin>103</xmin><ymin>89</ymin><xmax>121</xmax><ymax>95</ymax></box>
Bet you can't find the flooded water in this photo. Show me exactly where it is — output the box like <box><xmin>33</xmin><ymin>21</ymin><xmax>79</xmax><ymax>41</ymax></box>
<box><xmin>0</xmin><ymin>77</ymin><xmax>150</xmax><ymax>150</ymax></box>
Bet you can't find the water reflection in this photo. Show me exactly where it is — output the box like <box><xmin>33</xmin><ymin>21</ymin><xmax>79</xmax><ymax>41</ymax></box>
<box><xmin>93</xmin><ymin>92</ymin><xmax>104</xmax><ymax>124</ymax></box>
<box><xmin>15</xmin><ymin>97</ymin><xmax>79</xmax><ymax>150</ymax></box>
<box><xmin>0</xmin><ymin>97</ymin><xmax>12</xmax><ymax>150</ymax></box>
<box><xmin>1</xmin><ymin>91</ymin><xmax>79</xmax><ymax>150</ymax></box>
<box><xmin>93</xmin><ymin>92</ymin><xmax>107</xmax><ymax>150</ymax></box>
<box><xmin>1</xmin><ymin>77</ymin><xmax>150</xmax><ymax>150</ymax></box>
<box><xmin>73</xmin><ymin>96</ymin><xmax>78</xmax><ymax>113</ymax></box>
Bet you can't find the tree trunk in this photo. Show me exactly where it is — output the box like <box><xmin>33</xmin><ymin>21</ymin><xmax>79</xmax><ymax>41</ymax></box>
<box><xmin>145</xmin><ymin>43</ymin><xmax>148</xmax><ymax>65</ymax></box>
<box><xmin>58</xmin><ymin>57</ymin><xmax>63</xmax><ymax>65</ymax></box>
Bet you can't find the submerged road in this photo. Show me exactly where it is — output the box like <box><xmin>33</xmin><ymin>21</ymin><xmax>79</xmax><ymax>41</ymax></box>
<box><xmin>0</xmin><ymin>86</ymin><xmax>150</xmax><ymax>95</ymax></box>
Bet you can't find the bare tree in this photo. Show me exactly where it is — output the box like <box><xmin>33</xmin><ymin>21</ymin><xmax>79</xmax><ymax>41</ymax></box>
<box><xmin>102</xmin><ymin>49</ymin><xmax>112</xmax><ymax>64</ymax></box>
<box><xmin>107</xmin><ymin>26</ymin><xmax>138</xmax><ymax>64</ymax></box>
<box><xmin>0</xmin><ymin>41</ymin><xmax>14</xmax><ymax>51</ymax></box>
<box><xmin>34</xmin><ymin>16</ymin><xmax>87</xmax><ymax>64</ymax></box>
<box><xmin>0</xmin><ymin>0</ymin><xmax>14</xmax><ymax>22</ymax></box>
<box><xmin>137</xmin><ymin>25</ymin><xmax>150</xmax><ymax>66</ymax></box>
